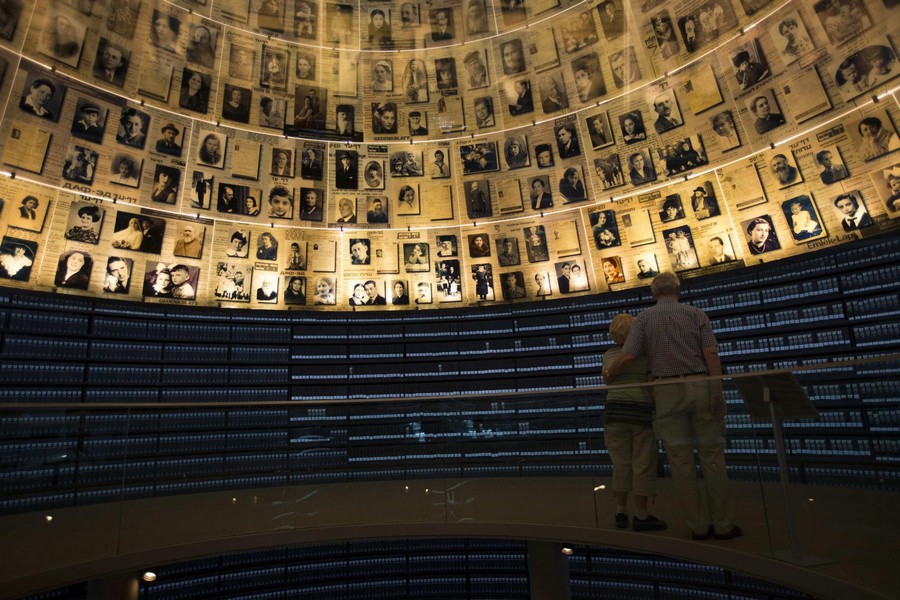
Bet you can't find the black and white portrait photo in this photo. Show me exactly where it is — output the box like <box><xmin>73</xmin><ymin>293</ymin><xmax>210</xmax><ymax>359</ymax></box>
<box><xmin>19</xmin><ymin>72</ymin><xmax>65</xmax><ymax>122</ymax></box>
<box><xmin>38</xmin><ymin>4</ymin><xmax>87</xmax><ymax>68</ymax></box>
<box><xmin>781</xmin><ymin>195</ymin><xmax>825</xmax><ymax>242</ymax></box>
<box><xmin>92</xmin><ymin>39</ymin><xmax>129</xmax><ymax>87</ymax></box>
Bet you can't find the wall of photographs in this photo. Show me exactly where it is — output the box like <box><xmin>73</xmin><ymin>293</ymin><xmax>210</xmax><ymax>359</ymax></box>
<box><xmin>0</xmin><ymin>0</ymin><xmax>897</xmax><ymax>310</ymax></box>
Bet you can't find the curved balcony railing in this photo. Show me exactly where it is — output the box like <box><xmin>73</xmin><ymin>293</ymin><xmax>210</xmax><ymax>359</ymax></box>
<box><xmin>1</xmin><ymin>357</ymin><xmax>898</xmax><ymax>600</ymax></box>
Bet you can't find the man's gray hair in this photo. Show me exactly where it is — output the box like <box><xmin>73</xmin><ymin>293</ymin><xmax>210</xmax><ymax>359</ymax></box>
<box><xmin>651</xmin><ymin>272</ymin><xmax>680</xmax><ymax>297</ymax></box>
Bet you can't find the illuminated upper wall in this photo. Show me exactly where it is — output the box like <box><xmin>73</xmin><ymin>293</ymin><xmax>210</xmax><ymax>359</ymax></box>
<box><xmin>0</xmin><ymin>0</ymin><xmax>897</xmax><ymax>310</ymax></box>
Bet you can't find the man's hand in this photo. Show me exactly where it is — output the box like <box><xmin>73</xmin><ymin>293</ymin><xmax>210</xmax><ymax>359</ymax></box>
<box><xmin>710</xmin><ymin>392</ymin><xmax>726</xmax><ymax>421</ymax></box>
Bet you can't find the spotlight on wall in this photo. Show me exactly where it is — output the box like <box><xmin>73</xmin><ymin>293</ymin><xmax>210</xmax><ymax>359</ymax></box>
<box><xmin>44</xmin><ymin>515</ymin><xmax>53</xmax><ymax>523</ymax></box>
<box><xmin>142</xmin><ymin>571</ymin><xmax>157</xmax><ymax>582</ymax></box>
<box><xmin>593</xmin><ymin>484</ymin><xmax>606</xmax><ymax>491</ymax></box>
<box><xmin>561</xmin><ymin>547</ymin><xmax>574</xmax><ymax>555</ymax></box>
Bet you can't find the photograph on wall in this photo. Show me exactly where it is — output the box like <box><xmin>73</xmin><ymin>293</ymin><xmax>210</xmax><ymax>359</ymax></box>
<box><xmin>609</xmin><ymin>47</ymin><xmax>642</xmax><ymax>88</ymax></box>
<box><xmin>335</xmin><ymin>150</ymin><xmax>358</xmax><ymax>189</ymax></box>
<box><xmin>64</xmin><ymin>203</ymin><xmax>104</xmax><ymax>244</ymax></box>
<box><xmin>0</xmin><ymin>236</ymin><xmax>37</xmax><ymax>282</ymax></box>
<box><xmin>594</xmin><ymin>154</ymin><xmax>626</xmax><ymax>191</ymax></box>
<box><xmin>742</xmin><ymin>214</ymin><xmax>781</xmax><ymax>255</ymax></box>
<box><xmin>19</xmin><ymin>71</ymin><xmax>66</xmax><ymax>122</ymax></box>
<box><xmin>221</xmin><ymin>84</ymin><xmax>252</xmax><ymax>123</ymax></box>
<box><xmin>768</xmin><ymin>150</ymin><xmax>804</xmax><ymax>189</ymax></box>
<box><xmin>285</xmin><ymin>241</ymin><xmax>307</xmax><ymax>270</ymax></box>
<box><xmin>38</xmin><ymin>4</ymin><xmax>87</xmax><ymax>68</ymax></box>
<box><xmin>523</xmin><ymin>225</ymin><xmax>549</xmax><ymax>263</ymax></box>
<box><xmin>255</xmin><ymin>232</ymin><xmax>278</xmax><ymax>261</ymax></box>
<box><xmin>814</xmin><ymin>145</ymin><xmax>849</xmax><ymax>185</ymax></box>
<box><xmin>505</xmin><ymin>79</ymin><xmax>534</xmax><ymax>116</ymax></box>
<box><xmin>781</xmin><ymin>195</ymin><xmax>826</xmax><ymax>242</ymax></box>
<box><xmin>389</xmin><ymin>151</ymin><xmax>424</xmax><ymax>177</ymax></box>
<box><xmin>221</xmin><ymin>0</ymin><xmax>251</xmax><ymax>23</ymax></box>
<box><xmin>255</xmin><ymin>272</ymin><xmax>279</xmax><ymax>304</ymax></box>
<box><xmin>710</xmin><ymin>110</ymin><xmax>741</xmax><ymax>152</ymax></box>
<box><xmin>435</xmin><ymin>57</ymin><xmax>458</xmax><ymax>92</ymax></box>
<box><xmin>460</xmin><ymin>143</ymin><xmax>499</xmax><ymax>173</ymax></box>
<box><xmin>53</xmin><ymin>250</ymin><xmax>92</xmax><ymax>290</ymax></box>
<box><xmin>468</xmin><ymin>233</ymin><xmax>491</xmax><ymax>258</ymax></box>
<box><xmin>677</xmin><ymin>1</ymin><xmax>737</xmax><ymax>53</ymax></box>
<box><xmin>2</xmin><ymin>120</ymin><xmax>51</xmax><ymax>174</ymax></box>
<box><xmin>436</xmin><ymin>235</ymin><xmax>458</xmax><ymax>258</ymax></box>
<box><xmin>373</xmin><ymin>240</ymin><xmax>400</xmax><ymax>274</ymax></box>
<box><xmin>105</xmin><ymin>0</ymin><xmax>140</xmax><ymax>37</ymax></box>
<box><xmin>7</xmin><ymin>192</ymin><xmax>49</xmax><ymax>232</ymax></box>
<box><xmin>70</xmin><ymin>99</ymin><xmax>106</xmax><ymax>144</ymax></box>
<box><xmin>813</xmin><ymin>0</ymin><xmax>871</xmax><ymax>46</ymax></box>
<box><xmin>413</xmin><ymin>281</ymin><xmax>432</xmax><ymax>304</ymax></box>
<box><xmin>186</xmin><ymin>22</ymin><xmax>218</xmax><ymax>69</ymax></box>
<box><xmin>173</xmin><ymin>223</ymin><xmax>205</xmax><ymax>259</ymax></box>
<box><xmin>661</xmin><ymin>136</ymin><xmax>708</xmax><ymax>176</ymax></box>
<box><xmin>659</xmin><ymin>194</ymin><xmax>686</xmax><ymax>223</ymax></box>
<box><xmin>62</xmin><ymin>145</ymin><xmax>100</xmax><ymax>185</ymax></box>
<box><xmin>292</xmin><ymin>85</ymin><xmax>327</xmax><ymax>132</ymax></box>
<box><xmin>396</xmin><ymin>184</ymin><xmax>420</xmax><ymax>216</ymax></box>
<box><xmin>619</xmin><ymin>110</ymin><xmax>647</xmax><ymax>144</ymax></box>
<box><xmin>648</xmin><ymin>87</ymin><xmax>682</xmax><ymax>134</ymax></box>
<box><xmin>634</xmin><ymin>253</ymin><xmax>660</xmax><ymax>279</ymax></box>
<box><xmin>650</xmin><ymin>10</ymin><xmax>679</xmax><ymax>59</ymax></box>
<box><xmin>689</xmin><ymin>182</ymin><xmax>720</xmax><ymax>220</ymax></box>
<box><xmin>768</xmin><ymin>11</ymin><xmax>815</xmax><ymax>65</ymax></box>
<box><xmin>555</xmin><ymin>259</ymin><xmax>589</xmax><ymax>292</ymax></box>
<box><xmin>265</xmin><ymin>186</ymin><xmax>294</xmax><ymax>220</ymax></box>
<box><xmin>590</xmin><ymin>209</ymin><xmax>620</xmax><ymax>249</ymax></box>
<box><xmin>464</xmin><ymin>179</ymin><xmax>491</xmax><ymax>219</ymax></box>
<box><xmin>154</xmin><ymin>122</ymin><xmax>184</xmax><ymax>157</ymax></box>
<box><xmin>370</xmin><ymin>58</ymin><xmax>393</xmax><ymax>92</ymax></box>
<box><xmin>585</xmin><ymin>111</ymin><xmax>614</xmax><ymax>149</ymax></box>
<box><xmin>197</xmin><ymin>131</ymin><xmax>227</xmax><ymax>169</ymax></box>
<box><xmin>572</xmin><ymin>53</ymin><xmax>606</xmax><ymax>103</ymax></box>
<box><xmin>599</xmin><ymin>256</ymin><xmax>625</xmax><ymax>286</ymax></box>
<box><xmin>108</xmin><ymin>153</ymin><xmax>142</xmax><ymax>189</ymax></box>
<box><xmin>299</xmin><ymin>188</ymin><xmax>324</xmax><ymax>221</ymax></box>
<box><xmin>869</xmin><ymin>163</ymin><xmax>900</xmax><ymax>216</ymax></box>
<box><xmin>848</xmin><ymin>109</ymin><xmax>900</xmax><ymax>162</ymax></box>
<box><xmin>703</xmin><ymin>233</ymin><xmax>736</xmax><ymax>266</ymax></box>
<box><xmin>463</xmin><ymin>49</ymin><xmax>489</xmax><ymax>89</ymax></box>
<box><xmin>433</xmin><ymin>96</ymin><xmax>465</xmax><ymax>133</ymax></box>
<box><xmin>284</xmin><ymin>275</ymin><xmax>306</xmax><ymax>305</ymax></box>
<box><xmin>435</xmin><ymin>259</ymin><xmax>462</xmax><ymax>302</ymax></box>
<box><xmin>500</xmin><ymin>271</ymin><xmax>526</xmax><ymax>300</ymax></box>
<box><xmin>834</xmin><ymin>38</ymin><xmax>900</xmax><ymax>100</ymax></box>
<box><xmin>746</xmin><ymin>89</ymin><xmax>787</xmax><ymax>135</ymax></box>
<box><xmin>662</xmin><ymin>225</ymin><xmax>699</xmax><ymax>271</ymax></box>
<box><xmin>503</xmin><ymin>135</ymin><xmax>530</xmax><ymax>170</ymax></box>
<box><xmin>213</xmin><ymin>262</ymin><xmax>251</xmax><ymax>301</ymax></box>
<box><xmin>527</xmin><ymin>176</ymin><xmax>552</xmax><ymax>211</ymax></box>
<box><xmin>149</xmin><ymin>10</ymin><xmax>184</xmax><ymax>55</ymax></box>
<box><xmin>224</xmin><ymin>229</ymin><xmax>250</xmax><ymax>258</ymax></box>
<box><xmin>831</xmin><ymin>190</ymin><xmax>874</xmax><ymax>231</ymax></box>
<box><xmin>334</xmin><ymin>196</ymin><xmax>357</xmax><ymax>223</ymax></box>
<box><xmin>300</xmin><ymin>147</ymin><xmax>324</xmax><ymax>180</ymax></box>
<box><xmin>496</xmin><ymin>237</ymin><xmax>520</xmax><ymax>266</ymax></box>
<box><xmin>533</xmin><ymin>271</ymin><xmax>552</xmax><ymax>297</ymax></box>
<box><xmin>407</xmin><ymin>110</ymin><xmax>427</xmax><ymax>137</ymax></box>
<box><xmin>112</xmin><ymin>212</ymin><xmax>165</xmax><ymax>254</ymax></box>
<box><xmin>310</xmin><ymin>275</ymin><xmax>336</xmax><ymax>304</ymax></box>
<box><xmin>365</xmin><ymin>197</ymin><xmax>389</xmax><ymax>224</ymax></box>
<box><xmin>471</xmin><ymin>264</ymin><xmax>494</xmax><ymax>301</ymax></box>
<box><xmin>558</xmin><ymin>166</ymin><xmax>587</xmax><ymax>203</ymax></box>
<box><xmin>228</xmin><ymin>44</ymin><xmax>255</xmax><ymax>81</ymax></box>
<box><xmin>147</xmin><ymin>262</ymin><xmax>198</xmax><ymax>300</ymax></box>
<box><xmin>217</xmin><ymin>183</ymin><xmax>249</xmax><ymax>215</ymax></box>
<box><xmin>93</xmin><ymin>39</ymin><xmax>129</xmax><ymax>87</ymax></box>
<box><xmin>681</xmin><ymin>62</ymin><xmax>722</xmax><ymax>115</ymax></box>
<box><xmin>728</xmin><ymin>40</ymin><xmax>771</xmax><ymax>92</ymax></box>
<box><xmin>257</xmin><ymin>0</ymin><xmax>285</xmax><ymax>32</ymax></box>
<box><xmin>473</xmin><ymin>96</ymin><xmax>495</xmax><ymax>129</ymax></box>
<box><xmin>597</xmin><ymin>0</ymin><xmax>624</xmax><ymax>40</ymax></box>
<box><xmin>626</xmin><ymin>150</ymin><xmax>657</xmax><ymax>187</ymax></box>
<box><xmin>403</xmin><ymin>242</ymin><xmax>429</xmax><ymax>272</ymax></box>
<box><xmin>270</xmin><ymin>148</ymin><xmax>295</xmax><ymax>178</ymax></box>
<box><xmin>102</xmin><ymin>256</ymin><xmax>134</xmax><ymax>294</ymax></box>
<box><xmin>116</xmin><ymin>108</ymin><xmax>150</xmax><ymax>150</ymax></box>
<box><xmin>492</xmin><ymin>178</ymin><xmax>522</xmax><ymax>214</ymax></box>
<box><xmin>364</xmin><ymin>161</ymin><xmax>384</xmax><ymax>189</ymax></box>
<box><xmin>260</xmin><ymin>46</ymin><xmax>287</xmax><ymax>90</ymax></box>
<box><xmin>349</xmin><ymin>238</ymin><xmax>371</xmax><ymax>266</ymax></box>
<box><xmin>558</xmin><ymin>8</ymin><xmax>598</xmax><ymax>54</ymax></box>
<box><xmin>149</xmin><ymin>165</ymin><xmax>180</xmax><ymax>204</ymax></box>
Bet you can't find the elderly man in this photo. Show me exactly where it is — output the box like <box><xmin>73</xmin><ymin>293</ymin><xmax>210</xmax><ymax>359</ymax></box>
<box><xmin>604</xmin><ymin>272</ymin><xmax>739</xmax><ymax>541</ymax></box>
<box><xmin>174</xmin><ymin>225</ymin><xmax>203</xmax><ymax>258</ymax></box>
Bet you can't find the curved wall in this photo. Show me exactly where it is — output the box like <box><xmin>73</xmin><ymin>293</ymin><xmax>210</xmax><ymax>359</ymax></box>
<box><xmin>0</xmin><ymin>0</ymin><xmax>897</xmax><ymax>310</ymax></box>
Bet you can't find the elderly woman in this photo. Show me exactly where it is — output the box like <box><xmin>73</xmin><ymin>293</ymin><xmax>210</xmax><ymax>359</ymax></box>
<box><xmin>602</xmin><ymin>313</ymin><xmax>665</xmax><ymax>531</ymax></box>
